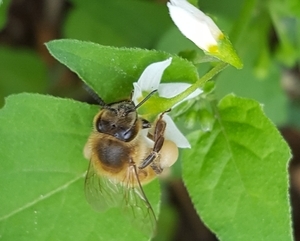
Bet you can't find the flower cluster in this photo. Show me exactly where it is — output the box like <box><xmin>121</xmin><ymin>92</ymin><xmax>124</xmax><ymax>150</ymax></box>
<box><xmin>130</xmin><ymin>0</ymin><xmax>242</xmax><ymax>167</ymax></box>
<box><xmin>132</xmin><ymin>58</ymin><xmax>202</xmax><ymax>149</ymax></box>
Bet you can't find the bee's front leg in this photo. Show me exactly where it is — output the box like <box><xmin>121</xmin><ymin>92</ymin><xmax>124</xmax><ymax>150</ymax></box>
<box><xmin>141</xmin><ymin>118</ymin><xmax>151</xmax><ymax>129</ymax></box>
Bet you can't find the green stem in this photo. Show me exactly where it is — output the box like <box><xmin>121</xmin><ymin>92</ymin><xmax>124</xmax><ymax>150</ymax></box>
<box><xmin>164</xmin><ymin>62</ymin><xmax>228</xmax><ymax>110</ymax></box>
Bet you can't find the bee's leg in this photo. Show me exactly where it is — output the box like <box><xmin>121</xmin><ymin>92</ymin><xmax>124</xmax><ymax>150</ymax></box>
<box><xmin>150</xmin><ymin>161</ymin><xmax>163</xmax><ymax>174</ymax></box>
<box><xmin>138</xmin><ymin>113</ymin><xmax>167</xmax><ymax>173</ymax></box>
<box><xmin>141</xmin><ymin>118</ymin><xmax>151</xmax><ymax>129</ymax></box>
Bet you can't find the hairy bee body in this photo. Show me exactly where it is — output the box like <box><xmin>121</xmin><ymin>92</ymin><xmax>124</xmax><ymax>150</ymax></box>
<box><xmin>84</xmin><ymin>114</ymin><xmax>156</xmax><ymax>185</ymax></box>
<box><xmin>83</xmin><ymin>92</ymin><xmax>178</xmax><ymax>236</ymax></box>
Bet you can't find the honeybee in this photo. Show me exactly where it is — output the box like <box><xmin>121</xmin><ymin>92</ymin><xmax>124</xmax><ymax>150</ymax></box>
<box><xmin>83</xmin><ymin>89</ymin><xmax>178</xmax><ymax>236</ymax></box>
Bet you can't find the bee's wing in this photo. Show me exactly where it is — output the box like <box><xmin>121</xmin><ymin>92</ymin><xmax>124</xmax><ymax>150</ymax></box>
<box><xmin>85</xmin><ymin>160</ymin><xmax>157</xmax><ymax>236</ymax></box>
<box><xmin>121</xmin><ymin>164</ymin><xmax>157</xmax><ymax>236</ymax></box>
<box><xmin>84</xmin><ymin>160</ymin><xmax>123</xmax><ymax>211</ymax></box>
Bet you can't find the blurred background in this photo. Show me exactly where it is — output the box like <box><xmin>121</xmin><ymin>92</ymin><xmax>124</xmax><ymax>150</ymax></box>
<box><xmin>0</xmin><ymin>0</ymin><xmax>299</xmax><ymax>240</ymax></box>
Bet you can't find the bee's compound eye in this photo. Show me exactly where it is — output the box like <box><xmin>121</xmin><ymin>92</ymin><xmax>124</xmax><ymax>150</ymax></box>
<box><xmin>159</xmin><ymin>140</ymin><xmax>179</xmax><ymax>169</ymax></box>
<box><xmin>96</xmin><ymin>119</ymin><xmax>116</xmax><ymax>133</ymax></box>
<box><xmin>96</xmin><ymin>119</ymin><xmax>106</xmax><ymax>132</ymax></box>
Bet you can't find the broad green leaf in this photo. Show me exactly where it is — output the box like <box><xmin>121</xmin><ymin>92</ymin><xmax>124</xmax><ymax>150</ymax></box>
<box><xmin>64</xmin><ymin>0</ymin><xmax>171</xmax><ymax>48</ymax></box>
<box><xmin>45</xmin><ymin>39</ymin><xmax>199</xmax><ymax>104</ymax></box>
<box><xmin>182</xmin><ymin>95</ymin><xmax>292</xmax><ymax>241</ymax></box>
<box><xmin>215</xmin><ymin>11</ymin><xmax>288</xmax><ymax>125</ymax></box>
<box><xmin>0</xmin><ymin>93</ymin><xmax>160</xmax><ymax>241</ymax></box>
<box><xmin>215</xmin><ymin>59</ymin><xmax>288</xmax><ymax>125</ymax></box>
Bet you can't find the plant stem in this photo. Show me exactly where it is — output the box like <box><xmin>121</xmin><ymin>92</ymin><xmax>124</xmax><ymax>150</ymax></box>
<box><xmin>164</xmin><ymin>62</ymin><xmax>228</xmax><ymax>110</ymax></box>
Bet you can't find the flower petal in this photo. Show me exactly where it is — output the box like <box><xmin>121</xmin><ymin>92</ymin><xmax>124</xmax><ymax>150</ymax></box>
<box><xmin>132</xmin><ymin>82</ymin><xmax>143</xmax><ymax>106</ymax></box>
<box><xmin>163</xmin><ymin>114</ymin><xmax>191</xmax><ymax>148</ymax></box>
<box><xmin>158</xmin><ymin>82</ymin><xmax>202</xmax><ymax>107</ymax></box>
<box><xmin>136</xmin><ymin>57</ymin><xmax>172</xmax><ymax>92</ymax></box>
<box><xmin>167</xmin><ymin>0</ymin><xmax>222</xmax><ymax>52</ymax></box>
<box><xmin>132</xmin><ymin>58</ymin><xmax>172</xmax><ymax>105</ymax></box>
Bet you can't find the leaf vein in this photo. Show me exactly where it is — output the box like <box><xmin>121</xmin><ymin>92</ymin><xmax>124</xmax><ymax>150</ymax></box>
<box><xmin>0</xmin><ymin>173</ymin><xmax>85</xmax><ymax>222</ymax></box>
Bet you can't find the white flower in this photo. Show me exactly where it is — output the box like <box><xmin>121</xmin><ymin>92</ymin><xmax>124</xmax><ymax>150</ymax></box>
<box><xmin>167</xmin><ymin>0</ymin><xmax>223</xmax><ymax>53</ymax></box>
<box><xmin>132</xmin><ymin>58</ymin><xmax>202</xmax><ymax>148</ymax></box>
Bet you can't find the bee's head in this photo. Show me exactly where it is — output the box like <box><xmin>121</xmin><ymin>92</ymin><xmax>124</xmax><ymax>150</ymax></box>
<box><xmin>86</xmin><ymin>86</ymin><xmax>157</xmax><ymax>142</ymax></box>
<box><xmin>95</xmin><ymin>100</ymin><xmax>138</xmax><ymax>142</ymax></box>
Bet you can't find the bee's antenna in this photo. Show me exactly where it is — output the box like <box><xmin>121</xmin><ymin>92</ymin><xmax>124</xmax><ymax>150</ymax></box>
<box><xmin>135</xmin><ymin>89</ymin><xmax>157</xmax><ymax>109</ymax></box>
<box><xmin>83</xmin><ymin>85</ymin><xmax>107</xmax><ymax>107</ymax></box>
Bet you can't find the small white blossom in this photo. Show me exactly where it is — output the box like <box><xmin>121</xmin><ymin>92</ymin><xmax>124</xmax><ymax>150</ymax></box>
<box><xmin>132</xmin><ymin>58</ymin><xmax>202</xmax><ymax>148</ymax></box>
<box><xmin>167</xmin><ymin>0</ymin><xmax>223</xmax><ymax>53</ymax></box>
<box><xmin>167</xmin><ymin>0</ymin><xmax>243</xmax><ymax>69</ymax></box>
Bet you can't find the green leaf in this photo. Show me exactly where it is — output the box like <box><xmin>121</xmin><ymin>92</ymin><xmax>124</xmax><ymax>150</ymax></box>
<box><xmin>45</xmin><ymin>39</ymin><xmax>199</xmax><ymax>103</ymax></box>
<box><xmin>182</xmin><ymin>95</ymin><xmax>292</xmax><ymax>241</ymax></box>
<box><xmin>215</xmin><ymin>9</ymin><xmax>288</xmax><ymax>126</ymax></box>
<box><xmin>0</xmin><ymin>93</ymin><xmax>160</xmax><ymax>241</ymax></box>
<box><xmin>215</xmin><ymin>62</ymin><xmax>288</xmax><ymax>126</ymax></box>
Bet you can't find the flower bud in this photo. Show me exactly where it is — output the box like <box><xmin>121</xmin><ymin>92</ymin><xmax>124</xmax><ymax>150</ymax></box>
<box><xmin>167</xmin><ymin>0</ymin><xmax>243</xmax><ymax>69</ymax></box>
